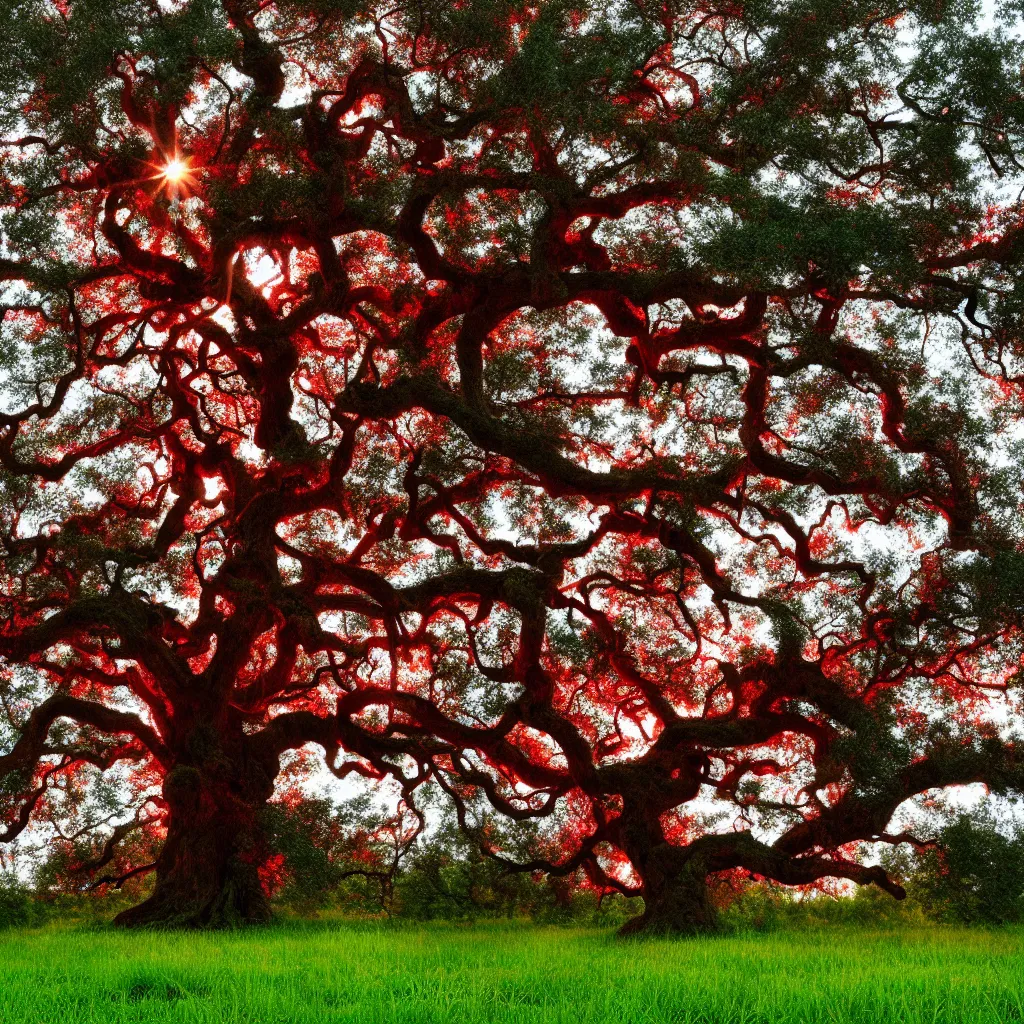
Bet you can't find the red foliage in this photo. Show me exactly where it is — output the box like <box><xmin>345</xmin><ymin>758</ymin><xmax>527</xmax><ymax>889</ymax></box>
<box><xmin>0</xmin><ymin>0</ymin><xmax>1022</xmax><ymax>931</ymax></box>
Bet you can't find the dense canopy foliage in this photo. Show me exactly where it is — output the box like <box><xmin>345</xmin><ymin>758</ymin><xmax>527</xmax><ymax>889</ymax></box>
<box><xmin>2</xmin><ymin>0</ymin><xmax>1024</xmax><ymax>932</ymax></box>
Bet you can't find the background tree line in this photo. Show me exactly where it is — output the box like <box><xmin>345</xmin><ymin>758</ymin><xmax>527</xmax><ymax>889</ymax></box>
<box><xmin>4</xmin><ymin>795</ymin><xmax>1023</xmax><ymax>932</ymax></box>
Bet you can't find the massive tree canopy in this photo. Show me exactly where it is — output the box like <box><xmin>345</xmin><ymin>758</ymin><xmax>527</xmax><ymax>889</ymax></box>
<box><xmin>2</xmin><ymin>0</ymin><xmax>1024</xmax><ymax>932</ymax></box>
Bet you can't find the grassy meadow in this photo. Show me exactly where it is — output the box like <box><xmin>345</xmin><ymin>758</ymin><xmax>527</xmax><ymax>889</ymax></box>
<box><xmin>1</xmin><ymin>921</ymin><xmax>1023</xmax><ymax>1024</ymax></box>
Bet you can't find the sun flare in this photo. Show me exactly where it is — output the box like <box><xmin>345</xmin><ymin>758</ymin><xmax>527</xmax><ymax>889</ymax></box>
<box><xmin>161</xmin><ymin>157</ymin><xmax>189</xmax><ymax>184</ymax></box>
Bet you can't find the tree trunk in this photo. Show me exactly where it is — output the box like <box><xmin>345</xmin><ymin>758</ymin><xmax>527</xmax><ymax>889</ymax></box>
<box><xmin>115</xmin><ymin>754</ymin><xmax>274</xmax><ymax>929</ymax></box>
<box><xmin>619</xmin><ymin>857</ymin><xmax>718</xmax><ymax>937</ymax></box>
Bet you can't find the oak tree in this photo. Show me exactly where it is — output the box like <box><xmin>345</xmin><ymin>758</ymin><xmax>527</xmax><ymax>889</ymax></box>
<box><xmin>2</xmin><ymin>0</ymin><xmax>1024</xmax><ymax>932</ymax></box>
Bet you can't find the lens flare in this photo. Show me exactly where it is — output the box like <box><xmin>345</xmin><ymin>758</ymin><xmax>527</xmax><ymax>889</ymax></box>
<box><xmin>162</xmin><ymin>158</ymin><xmax>189</xmax><ymax>184</ymax></box>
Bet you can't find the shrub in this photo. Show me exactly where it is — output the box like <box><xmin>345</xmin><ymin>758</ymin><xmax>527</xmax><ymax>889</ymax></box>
<box><xmin>889</xmin><ymin>812</ymin><xmax>1024</xmax><ymax>925</ymax></box>
<box><xmin>0</xmin><ymin>874</ymin><xmax>43</xmax><ymax>930</ymax></box>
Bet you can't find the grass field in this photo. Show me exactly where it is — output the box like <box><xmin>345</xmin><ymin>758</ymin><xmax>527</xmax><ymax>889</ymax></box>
<box><xmin>1</xmin><ymin>921</ymin><xmax>1023</xmax><ymax>1023</ymax></box>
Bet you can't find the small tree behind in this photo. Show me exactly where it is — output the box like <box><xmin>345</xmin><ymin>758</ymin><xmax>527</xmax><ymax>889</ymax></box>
<box><xmin>885</xmin><ymin>811</ymin><xmax>1024</xmax><ymax>925</ymax></box>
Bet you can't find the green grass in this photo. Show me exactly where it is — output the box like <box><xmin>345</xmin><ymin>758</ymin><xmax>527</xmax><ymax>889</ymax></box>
<box><xmin>1</xmin><ymin>921</ymin><xmax>1023</xmax><ymax>1023</ymax></box>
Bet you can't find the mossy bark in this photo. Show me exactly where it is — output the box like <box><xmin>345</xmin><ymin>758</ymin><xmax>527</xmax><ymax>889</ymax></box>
<box><xmin>115</xmin><ymin>751</ymin><xmax>275</xmax><ymax>929</ymax></box>
<box><xmin>619</xmin><ymin>857</ymin><xmax>718</xmax><ymax>937</ymax></box>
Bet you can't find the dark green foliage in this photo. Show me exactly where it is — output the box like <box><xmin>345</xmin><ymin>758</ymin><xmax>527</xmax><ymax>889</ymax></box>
<box><xmin>396</xmin><ymin>815</ymin><xmax>557</xmax><ymax>922</ymax></box>
<box><xmin>0</xmin><ymin>873</ymin><xmax>43</xmax><ymax>930</ymax></box>
<box><xmin>717</xmin><ymin>880</ymin><xmax>928</xmax><ymax>932</ymax></box>
<box><xmin>885</xmin><ymin>812</ymin><xmax>1024</xmax><ymax>925</ymax></box>
<box><xmin>263</xmin><ymin>797</ymin><xmax>348</xmax><ymax>912</ymax></box>
<box><xmin>264</xmin><ymin>798</ymin><xmax>637</xmax><ymax>926</ymax></box>
<box><xmin>262</xmin><ymin>794</ymin><xmax>405</xmax><ymax>915</ymax></box>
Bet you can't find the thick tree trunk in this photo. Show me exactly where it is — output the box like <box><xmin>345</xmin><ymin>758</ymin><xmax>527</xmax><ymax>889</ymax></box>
<box><xmin>115</xmin><ymin>744</ymin><xmax>276</xmax><ymax>928</ymax></box>
<box><xmin>619</xmin><ymin>857</ymin><xmax>718</xmax><ymax>937</ymax></box>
